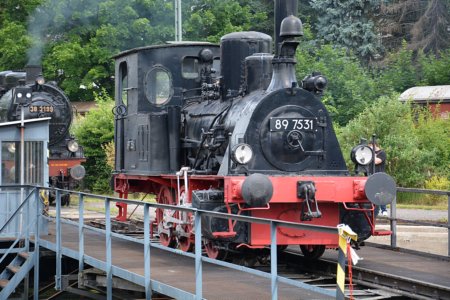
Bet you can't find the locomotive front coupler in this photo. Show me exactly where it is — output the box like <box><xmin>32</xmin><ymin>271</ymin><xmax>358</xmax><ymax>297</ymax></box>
<box><xmin>297</xmin><ymin>181</ymin><xmax>322</xmax><ymax>221</ymax></box>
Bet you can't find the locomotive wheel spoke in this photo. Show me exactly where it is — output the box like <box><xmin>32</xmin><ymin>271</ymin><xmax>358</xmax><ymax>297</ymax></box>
<box><xmin>176</xmin><ymin>187</ymin><xmax>194</xmax><ymax>252</ymax></box>
<box><xmin>156</xmin><ymin>186</ymin><xmax>177</xmax><ymax>248</ymax></box>
<box><xmin>177</xmin><ymin>235</ymin><xmax>194</xmax><ymax>252</ymax></box>
<box><xmin>204</xmin><ymin>241</ymin><xmax>227</xmax><ymax>260</ymax></box>
<box><xmin>300</xmin><ymin>245</ymin><xmax>326</xmax><ymax>260</ymax></box>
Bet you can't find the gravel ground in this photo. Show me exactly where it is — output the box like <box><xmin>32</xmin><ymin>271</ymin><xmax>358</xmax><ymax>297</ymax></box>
<box><xmin>369</xmin><ymin>208</ymin><xmax>448</xmax><ymax>256</ymax></box>
<box><xmin>392</xmin><ymin>208</ymin><xmax>448</xmax><ymax>222</ymax></box>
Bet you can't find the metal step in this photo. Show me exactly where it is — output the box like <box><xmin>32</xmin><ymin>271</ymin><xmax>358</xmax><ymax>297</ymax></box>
<box><xmin>0</xmin><ymin>279</ymin><xmax>9</xmax><ymax>289</ymax></box>
<box><xmin>6</xmin><ymin>265</ymin><xmax>20</xmax><ymax>274</ymax></box>
<box><xmin>0</xmin><ymin>251</ymin><xmax>35</xmax><ymax>299</ymax></box>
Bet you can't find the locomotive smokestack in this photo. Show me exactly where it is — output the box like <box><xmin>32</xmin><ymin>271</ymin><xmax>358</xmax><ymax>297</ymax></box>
<box><xmin>267</xmin><ymin>1</ymin><xmax>303</xmax><ymax>92</ymax></box>
<box><xmin>274</xmin><ymin>0</ymin><xmax>298</xmax><ymax>56</ymax></box>
<box><xmin>25</xmin><ymin>65</ymin><xmax>43</xmax><ymax>85</ymax></box>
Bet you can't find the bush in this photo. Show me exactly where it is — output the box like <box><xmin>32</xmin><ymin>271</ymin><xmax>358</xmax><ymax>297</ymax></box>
<box><xmin>337</xmin><ymin>94</ymin><xmax>449</xmax><ymax>188</ymax></box>
<box><xmin>422</xmin><ymin>176</ymin><xmax>450</xmax><ymax>205</ymax></box>
<box><xmin>72</xmin><ymin>90</ymin><xmax>114</xmax><ymax>193</ymax></box>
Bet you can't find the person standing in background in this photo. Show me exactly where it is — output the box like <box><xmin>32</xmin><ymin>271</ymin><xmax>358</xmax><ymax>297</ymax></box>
<box><xmin>369</xmin><ymin>142</ymin><xmax>388</xmax><ymax>216</ymax></box>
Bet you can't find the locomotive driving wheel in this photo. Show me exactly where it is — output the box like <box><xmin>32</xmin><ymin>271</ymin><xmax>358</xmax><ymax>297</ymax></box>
<box><xmin>300</xmin><ymin>245</ymin><xmax>326</xmax><ymax>259</ymax></box>
<box><xmin>156</xmin><ymin>186</ymin><xmax>177</xmax><ymax>248</ymax></box>
<box><xmin>176</xmin><ymin>187</ymin><xmax>194</xmax><ymax>252</ymax></box>
<box><xmin>204</xmin><ymin>240</ymin><xmax>227</xmax><ymax>260</ymax></box>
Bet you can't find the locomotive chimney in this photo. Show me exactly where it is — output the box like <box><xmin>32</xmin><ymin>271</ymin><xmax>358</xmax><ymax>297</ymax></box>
<box><xmin>267</xmin><ymin>0</ymin><xmax>303</xmax><ymax>92</ymax></box>
<box><xmin>274</xmin><ymin>0</ymin><xmax>298</xmax><ymax>56</ymax></box>
<box><xmin>25</xmin><ymin>65</ymin><xmax>43</xmax><ymax>85</ymax></box>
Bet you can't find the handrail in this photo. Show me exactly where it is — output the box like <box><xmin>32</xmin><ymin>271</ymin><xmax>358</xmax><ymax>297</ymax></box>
<box><xmin>387</xmin><ymin>187</ymin><xmax>450</xmax><ymax>257</ymax></box>
<box><xmin>0</xmin><ymin>186</ymin><xmax>41</xmax><ymax>300</ymax></box>
<box><xmin>397</xmin><ymin>187</ymin><xmax>450</xmax><ymax>195</ymax></box>
<box><xmin>0</xmin><ymin>188</ymin><xmax>34</xmax><ymax>233</ymax></box>
<box><xmin>0</xmin><ymin>187</ymin><xmax>37</xmax><ymax>267</ymax></box>
<box><xmin>6</xmin><ymin>184</ymin><xmax>449</xmax><ymax>298</ymax></box>
<box><xmin>32</xmin><ymin>185</ymin><xmax>339</xmax><ymax>299</ymax></box>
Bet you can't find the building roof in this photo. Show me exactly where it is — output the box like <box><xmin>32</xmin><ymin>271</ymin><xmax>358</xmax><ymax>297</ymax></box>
<box><xmin>399</xmin><ymin>85</ymin><xmax>450</xmax><ymax>103</ymax></box>
<box><xmin>71</xmin><ymin>101</ymin><xmax>97</xmax><ymax>114</ymax></box>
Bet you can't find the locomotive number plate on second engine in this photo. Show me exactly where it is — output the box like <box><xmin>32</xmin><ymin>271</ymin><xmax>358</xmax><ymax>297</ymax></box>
<box><xmin>29</xmin><ymin>105</ymin><xmax>54</xmax><ymax>113</ymax></box>
<box><xmin>270</xmin><ymin>118</ymin><xmax>316</xmax><ymax>132</ymax></box>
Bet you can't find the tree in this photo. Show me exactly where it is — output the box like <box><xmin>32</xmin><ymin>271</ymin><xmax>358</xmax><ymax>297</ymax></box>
<box><xmin>379</xmin><ymin>0</ymin><xmax>450</xmax><ymax>54</ymax></box>
<box><xmin>184</xmin><ymin>0</ymin><xmax>267</xmax><ymax>42</ymax></box>
<box><xmin>296</xmin><ymin>41</ymin><xmax>384</xmax><ymax>125</ymax></box>
<box><xmin>72</xmin><ymin>90</ymin><xmax>114</xmax><ymax>192</ymax></box>
<box><xmin>27</xmin><ymin>0</ymin><xmax>176</xmax><ymax>100</ymax></box>
<box><xmin>337</xmin><ymin>94</ymin><xmax>449</xmax><ymax>188</ymax></box>
<box><xmin>377</xmin><ymin>42</ymin><xmax>417</xmax><ymax>93</ymax></box>
<box><xmin>419</xmin><ymin>49</ymin><xmax>450</xmax><ymax>86</ymax></box>
<box><xmin>0</xmin><ymin>22</ymin><xmax>31</xmax><ymax>69</ymax></box>
<box><xmin>0</xmin><ymin>0</ymin><xmax>42</xmax><ymax>70</ymax></box>
<box><xmin>310</xmin><ymin>0</ymin><xmax>382</xmax><ymax>61</ymax></box>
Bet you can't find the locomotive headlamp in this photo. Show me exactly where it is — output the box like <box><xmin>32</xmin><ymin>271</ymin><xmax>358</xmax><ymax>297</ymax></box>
<box><xmin>351</xmin><ymin>145</ymin><xmax>373</xmax><ymax>166</ymax></box>
<box><xmin>67</xmin><ymin>140</ymin><xmax>79</xmax><ymax>152</ymax></box>
<box><xmin>7</xmin><ymin>142</ymin><xmax>16</xmax><ymax>153</ymax></box>
<box><xmin>13</xmin><ymin>87</ymin><xmax>32</xmax><ymax>104</ymax></box>
<box><xmin>231</xmin><ymin>143</ymin><xmax>253</xmax><ymax>165</ymax></box>
<box><xmin>36</xmin><ymin>75</ymin><xmax>45</xmax><ymax>85</ymax></box>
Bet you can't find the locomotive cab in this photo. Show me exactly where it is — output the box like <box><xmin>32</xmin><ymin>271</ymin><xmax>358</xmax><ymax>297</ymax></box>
<box><xmin>113</xmin><ymin>43</ymin><xmax>220</xmax><ymax>175</ymax></box>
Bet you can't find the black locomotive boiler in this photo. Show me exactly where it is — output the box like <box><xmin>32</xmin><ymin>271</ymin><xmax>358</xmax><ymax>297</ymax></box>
<box><xmin>113</xmin><ymin>0</ymin><xmax>396</xmax><ymax>259</ymax></box>
<box><xmin>0</xmin><ymin>65</ymin><xmax>86</xmax><ymax>205</ymax></box>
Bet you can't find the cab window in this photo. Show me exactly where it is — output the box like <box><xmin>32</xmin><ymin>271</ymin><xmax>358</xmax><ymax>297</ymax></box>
<box><xmin>119</xmin><ymin>62</ymin><xmax>128</xmax><ymax>106</ymax></box>
<box><xmin>144</xmin><ymin>66</ymin><xmax>173</xmax><ymax>105</ymax></box>
<box><xmin>182</xmin><ymin>57</ymin><xmax>199</xmax><ymax>79</ymax></box>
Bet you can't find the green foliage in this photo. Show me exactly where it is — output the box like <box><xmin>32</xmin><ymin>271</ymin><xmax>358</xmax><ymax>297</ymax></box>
<box><xmin>43</xmin><ymin>38</ymin><xmax>113</xmax><ymax>101</ymax></box>
<box><xmin>72</xmin><ymin>90</ymin><xmax>114</xmax><ymax>192</ymax></box>
<box><xmin>184</xmin><ymin>0</ymin><xmax>267</xmax><ymax>43</ymax></box>
<box><xmin>419</xmin><ymin>49</ymin><xmax>450</xmax><ymax>86</ymax></box>
<box><xmin>0</xmin><ymin>22</ymin><xmax>31</xmax><ymax>69</ymax></box>
<box><xmin>377</xmin><ymin>42</ymin><xmax>417</xmax><ymax>93</ymax></box>
<box><xmin>338</xmin><ymin>95</ymin><xmax>450</xmax><ymax>188</ymax></box>
<box><xmin>296</xmin><ymin>43</ymin><xmax>382</xmax><ymax>125</ymax></box>
<box><xmin>414</xmin><ymin>107</ymin><xmax>450</xmax><ymax>177</ymax></box>
<box><xmin>423</xmin><ymin>175</ymin><xmax>450</xmax><ymax>205</ymax></box>
<box><xmin>310</xmin><ymin>0</ymin><xmax>381</xmax><ymax>60</ymax></box>
<box><xmin>0</xmin><ymin>0</ymin><xmax>43</xmax><ymax>25</ymax></box>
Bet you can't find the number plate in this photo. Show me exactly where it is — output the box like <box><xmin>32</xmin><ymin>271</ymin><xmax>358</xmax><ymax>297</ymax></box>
<box><xmin>29</xmin><ymin>105</ymin><xmax>54</xmax><ymax>113</ymax></box>
<box><xmin>270</xmin><ymin>118</ymin><xmax>316</xmax><ymax>132</ymax></box>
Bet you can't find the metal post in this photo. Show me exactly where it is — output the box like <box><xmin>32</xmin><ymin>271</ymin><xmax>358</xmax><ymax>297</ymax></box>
<box><xmin>33</xmin><ymin>188</ymin><xmax>40</xmax><ymax>300</ymax></box>
<box><xmin>144</xmin><ymin>203</ymin><xmax>152</xmax><ymax>299</ymax></box>
<box><xmin>55</xmin><ymin>189</ymin><xmax>61</xmax><ymax>290</ymax></box>
<box><xmin>174</xmin><ymin>0</ymin><xmax>182</xmax><ymax>41</ymax></box>
<box><xmin>24</xmin><ymin>186</ymin><xmax>30</xmax><ymax>299</ymax></box>
<box><xmin>194</xmin><ymin>211</ymin><xmax>202</xmax><ymax>300</ymax></box>
<box><xmin>105</xmin><ymin>198</ymin><xmax>112</xmax><ymax>299</ymax></box>
<box><xmin>448</xmin><ymin>194</ymin><xmax>450</xmax><ymax>257</ymax></box>
<box><xmin>25</xmin><ymin>186</ymin><xmax>30</xmax><ymax>252</ymax></box>
<box><xmin>78</xmin><ymin>194</ymin><xmax>85</xmax><ymax>286</ymax></box>
<box><xmin>270</xmin><ymin>221</ymin><xmax>278</xmax><ymax>300</ymax></box>
<box><xmin>19</xmin><ymin>107</ymin><xmax>25</xmax><ymax>236</ymax></box>
<box><xmin>391</xmin><ymin>198</ymin><xmax>397</xmax><ymax>248</ymax></box>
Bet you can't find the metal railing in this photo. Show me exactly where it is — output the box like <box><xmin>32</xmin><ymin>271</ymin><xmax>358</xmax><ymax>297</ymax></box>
<box><xmin>28</xmin><ymin>185</ymin><xmax>340</xmax><ymax>300</ymax></box>
<box><xmin>386</xmin><ymin>187</ymin><xmax>450</xmax><ymax>257</ymax></box>
<box><xmin>0</xmin><ymin>186</ymin><xmax>42</xmax><ymax>299</ymax></box>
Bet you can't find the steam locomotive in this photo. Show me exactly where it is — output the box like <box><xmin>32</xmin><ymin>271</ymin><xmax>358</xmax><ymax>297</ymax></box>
<box><xmin>0</xmin><ymin>66</ymin><xmax>86</xmax><ymax>205</ymax></box>
<box><xmin>113</xmin><ymin>0</ymin><xmax>396</xmax><ymax>259</ymax></box>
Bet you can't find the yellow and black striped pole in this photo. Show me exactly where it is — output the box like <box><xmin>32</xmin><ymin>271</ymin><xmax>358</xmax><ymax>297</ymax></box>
<box><xmin>336</xmin><ymin>224</ymin><xmax>358</xmax><ymax>300</ymax></box>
